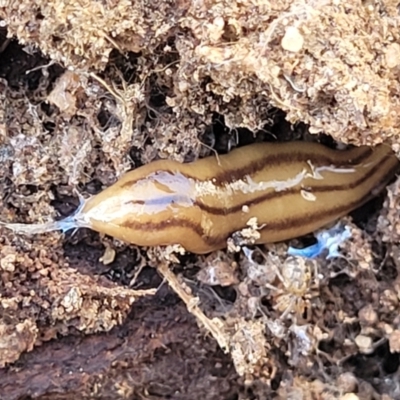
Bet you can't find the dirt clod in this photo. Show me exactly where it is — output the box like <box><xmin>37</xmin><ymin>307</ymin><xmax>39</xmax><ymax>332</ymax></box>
<box><xmin>0</xmin><ymin>0</ymin><xmax>400</xmax><ymax>398</ymax></box>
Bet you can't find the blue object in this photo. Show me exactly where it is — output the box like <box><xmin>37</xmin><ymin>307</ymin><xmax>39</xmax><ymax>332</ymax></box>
<box><xmin>287</xmin><ymin>223</ymin><xmax>351</xmax><ymax>259</ymax></box>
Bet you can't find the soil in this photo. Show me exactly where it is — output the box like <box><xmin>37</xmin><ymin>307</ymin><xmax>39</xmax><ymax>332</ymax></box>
<box><xmin>1</xmin><ymin>1</ymin><xmax>400</xmax><ymax>399</ymax></box>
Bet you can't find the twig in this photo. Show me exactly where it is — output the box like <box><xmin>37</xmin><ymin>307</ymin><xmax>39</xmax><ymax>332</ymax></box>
<box><xmin>157</xmin><ymin>262</ymin><xmax>230</xmax><ymax>352</ymax></box>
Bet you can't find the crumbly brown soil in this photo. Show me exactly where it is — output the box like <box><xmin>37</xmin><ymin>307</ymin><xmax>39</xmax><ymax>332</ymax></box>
<box><xmin>0</xmin><ymin>1</ymin><xmax>400</xmax><ymax>399</ymax></box>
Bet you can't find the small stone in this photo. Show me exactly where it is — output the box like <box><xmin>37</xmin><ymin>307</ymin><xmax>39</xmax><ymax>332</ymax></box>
<box><xmin>385</xmin><ymin>43</ymin><xmax>400</xmax><ymax>68</ymax></box>
<box><xmin>355</xmin><ymin>334</ymin><xmax>373</xmax><ymax>354</ymax></box>
<box><xmin>281</xmin><ymin>26</ymin><xmax>304</xmax><ymax>53</ymax></box>
<box><xmin>99</xmin><ymin>246</ymin><xmax>116</xmax><ymax>265</ymax></box>
<box><xmin>337</xmin><ymin>372</ymin><xmax>358</xmax><ymax>393</ymax></box>
<box><xmin>389</xmin><ymin>330</ymin><xmax>400</xmax><ymax>353</ymax></box>
<box><xmin>340</xmin><ymin>394</ymin><xmax>359</xmax><ymax>400</ymax></box>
